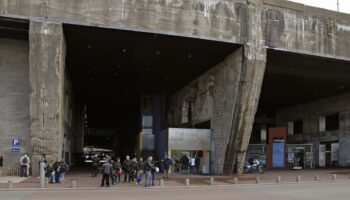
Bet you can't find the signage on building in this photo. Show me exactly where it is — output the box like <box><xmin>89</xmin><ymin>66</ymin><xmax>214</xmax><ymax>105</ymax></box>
<box><xmin>11</xmin><ymin>138</ymin><xmax>20</xmax><ymax>152</ymax></box>
<box><xmin>272</xmin><ymin>137</ymin><xmax>285</xmax><ymax>168</ymax></box>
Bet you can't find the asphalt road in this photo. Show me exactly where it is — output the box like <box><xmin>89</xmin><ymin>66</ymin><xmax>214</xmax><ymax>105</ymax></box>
<box><xmin>1</xmin><ymin>181</ymin><xmax>350</xmax><ymax>200</ymax></box>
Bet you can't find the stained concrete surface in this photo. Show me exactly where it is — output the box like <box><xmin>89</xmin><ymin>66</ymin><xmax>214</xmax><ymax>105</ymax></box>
<box><xmin>1</xmin><ymin>181</ymin><xmax>350</xmax><ymax>200</ymax></box>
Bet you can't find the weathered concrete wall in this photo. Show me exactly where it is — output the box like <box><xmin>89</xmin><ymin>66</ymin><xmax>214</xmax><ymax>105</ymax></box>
<box><xmin>0</xmin><ymin>0</ymin><xmax>349</xmax><ymax>59</ymax></box>
<box><xmin>29</xmin><ymin>21</ymin><xmax>66</xmax><ymax>175</ymax></box>
<box><xmin>276</xmin><ymin>92</ymin><xmax>350</xmax><ymax>167</ymax></box>
<box><xmin>276</xmin><ymin>92</ymin><xmax>350</xmax><ymax>142</ymax></box>
<box><xmin>168</xmin><ymin>49</ymin><xmax>243</xmax><ymax>173</ymax></box>
<box><xmin>0</xmin><ymin>38</ymin><xmax>30</xmax><ymax>173</ymax></box>
<box><xmin>168</xmin><ymin>46</ymin><xmax>266</xmax><ymax>174</ymax></box>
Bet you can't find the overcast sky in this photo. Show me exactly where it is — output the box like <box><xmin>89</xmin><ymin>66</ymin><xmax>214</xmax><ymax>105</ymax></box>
<box><xmin>287</xmin><ymin>0</ymin><xmax>350</xmax><ymax>14</ymax></box>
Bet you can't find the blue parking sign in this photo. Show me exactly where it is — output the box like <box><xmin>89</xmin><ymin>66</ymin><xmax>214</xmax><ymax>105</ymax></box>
<box><xmin>12</xmin><ymin>138</ymin><xmax>20</xmax><ymax>147</ymax></box>
<box><xmin>11</xmin><ymin>138</ymin><xmax>20</xmax><ymax>152</ymax></box>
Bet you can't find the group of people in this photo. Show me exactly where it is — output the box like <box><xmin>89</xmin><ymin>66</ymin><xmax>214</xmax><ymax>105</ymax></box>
<box><xmin>93</xmin><ymin>155</ymin><xmax>173</xmax><ymax>187</ymax></box>
<box><xmin>46</xmin><ymin>160</ymin><xmax>70</xmax><ymax>184</ymax></box>
<box><xmin>180</xmin><ymin>155</ymin><xmax>201</xmax><ymax>174</ymax></box>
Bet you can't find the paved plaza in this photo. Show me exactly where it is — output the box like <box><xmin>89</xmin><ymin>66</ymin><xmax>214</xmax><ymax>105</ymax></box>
<box><xmin>1</xmin><ymin>168</ymin><xmax>350</xmax><ymax>200</ymax></box>
<box><xmin>1</xmin><ymin>181</ymin><xmax>350</xmax><ymax>200</ymax></box>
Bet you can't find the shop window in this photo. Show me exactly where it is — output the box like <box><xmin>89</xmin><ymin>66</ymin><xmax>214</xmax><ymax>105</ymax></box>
<box><xmin>293</xmin><ymin>120</ymin><xmax>303</xmax><ymax>134</ymax></box>
<box><xmin>326</xmin><ymin>113</ymin><xmax>339</xmax><ymax>131</ymax></box>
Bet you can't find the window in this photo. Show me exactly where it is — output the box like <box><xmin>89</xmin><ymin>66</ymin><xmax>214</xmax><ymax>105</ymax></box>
<box><xmin>293</xmin><ymin>120</ymin><xmax>303</xmax><ymax>134</ymax></box>
<box><xmin>326</xmin><ymin>113</ymin><xmax>339</xmax><ymax>131</ymax></box>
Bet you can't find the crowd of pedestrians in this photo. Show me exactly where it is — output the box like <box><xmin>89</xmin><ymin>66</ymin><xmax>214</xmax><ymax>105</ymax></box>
<box><xmin>94</xmin><ymin>155</ymin><xmax>173</xmax><ymax>187</ymax></box>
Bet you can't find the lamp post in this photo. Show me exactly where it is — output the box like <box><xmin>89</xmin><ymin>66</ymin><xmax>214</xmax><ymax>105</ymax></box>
<box><xmin>337</xmin><ymin>0</ymin><xmax>340</xmax><ymax>12</ymax></box>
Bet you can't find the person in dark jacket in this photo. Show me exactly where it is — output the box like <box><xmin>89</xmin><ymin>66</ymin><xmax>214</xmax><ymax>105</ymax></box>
<box><xmin>136</xmin><ymin>157</ymin><xmax>144</xmax><ymax>185</ymax></box>
<box><xmin>130</xmin><ymin>157</ymin><xmax>138</xmax><ymax>182</ymax></box>
<box><xmin>195</xmin><ymin>157</ymin><xmax>201</xmax><ymax>174</ymax></box>
<box><xmin>114</xmin><ymin>157</ymin><xmax>122</xmax><ymax>183</ymax></box>
<box><xmin>101</xmin><ymin>160</ymin><xmax>112</xmax><ymax>187</ymax></box>
<box><xmin>144</xmin><ymin>156</ymin><xmax>154</xmax><ymax>187</ymax></box>
<box><xmin>163</xmin><ymin>156</ymin><xmax>173</xmax><ymax>178</ymax></box>
<box><xmin>123</xmin><ymin>155</ymin><xmax>132</xmax><ymax>182</ymax></box>
<box><xmin>91</xmin><ymin>154</ymin><xmax>100</xmax><ymax>177</ymax></box>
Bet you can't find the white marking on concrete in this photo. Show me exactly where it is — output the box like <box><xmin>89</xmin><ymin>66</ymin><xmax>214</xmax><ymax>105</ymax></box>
<box><xmin>337</xmin><ymin>24</ymin><xmax>350</xmax><ymax>32</ymax></box>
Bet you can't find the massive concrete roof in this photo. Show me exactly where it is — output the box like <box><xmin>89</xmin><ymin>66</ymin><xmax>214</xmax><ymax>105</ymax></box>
<box><xmin>1</xmin><ymin>0</ymin><xmax>349</xmax><ymax>60</ymax></box>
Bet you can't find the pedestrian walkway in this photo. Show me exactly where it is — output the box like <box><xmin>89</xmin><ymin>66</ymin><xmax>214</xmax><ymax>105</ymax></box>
<box><xmin>0</xmin><ymin>176</ymin><xmax>30</xmax><ymax>183</ymax></box>
<box><xmin>1</xmin><ymin>168</ymin><xmax>350</xmax><ymax>189</ymax></box>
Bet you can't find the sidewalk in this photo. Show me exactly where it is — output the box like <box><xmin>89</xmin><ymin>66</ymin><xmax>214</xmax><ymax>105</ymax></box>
<box><xmin>1</xmin><ymin>168</ymin><xmax>350</xmax><ymax>189</ymax></box>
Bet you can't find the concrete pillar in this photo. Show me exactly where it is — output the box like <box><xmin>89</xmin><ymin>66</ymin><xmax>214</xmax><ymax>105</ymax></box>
<box><xmin>223</xmin><ymin>45</ymin><xmax>267</xmax><ymax>174</ymax></box>
<box><xmin>29</xmin><ymin>21</ymin><xmax>66</xmax><ymax>176</ymax></box>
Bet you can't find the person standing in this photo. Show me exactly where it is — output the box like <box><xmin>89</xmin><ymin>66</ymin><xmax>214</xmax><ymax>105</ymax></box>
<box><xmin>20</xmin><ymin>154</ymin><xmax>30</xmax><ymax>177</ymax></box>
<box><xmin>136</xmin><ymin>157</ymin><xmax>144</xmax><ymax>185</ymax></box>
<box><xmin>0</xmin><ymin>154</ymin><xmax>3</xmax><ymax>167</ymax></box>
<box><xmin>91</xmin><ymin>154</ymin><xmax>100</xmax><ymax>177</ymax></box>
<box><xmin>144</xmin><ymin>156</ymin><xmax>153</xmax><ymax>187</ymax></box>
<box><xmin>163</xmin><ymin>156</ymin><xmax>173</xmax><ymax>178</ymax></box>
<box><xmin>195</xmin><ymin>156</ymin><xmax>201</xmax><ymax>174</ymax></box>
<box><xmin>114</xmin><ymin>157</ymin><xmax>122</xmax><ymax>183</ymax></box>
<box><xmin>101</xmin><ymin>160</ymin><xmax>112</xmax><ymax>187</ymax></box>
<box><xmin>123</xmin><ymin>155</ymin><xmax>132</xmax><ymax>182</ymax></box>
<box><xmin>130</xmin><ymin>157</ymin><xmax>138</xmax><ymax>182</ymax></box>
<box><xmin>190</xmin><ymin>157</ymin><xmax>195</xmax><ymax>174</ymax></box>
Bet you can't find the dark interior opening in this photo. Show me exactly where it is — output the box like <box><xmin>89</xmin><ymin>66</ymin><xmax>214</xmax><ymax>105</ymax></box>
<box><xmin>293</xmin><ymin>120</ymin><xmax>303</xmax><ymax>135</ymax></box>
<box><xmin>326</xmin><ymin>113</ymin><xmax>339</xmax><ymax>131</ymax></box>
<box><xmin>63</xmin><ymin>24</ymin><xmax>239</xmax><ymax>159</ymax></box>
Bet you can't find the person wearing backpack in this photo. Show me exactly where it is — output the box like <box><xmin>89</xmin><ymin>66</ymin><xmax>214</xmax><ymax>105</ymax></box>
<box><xmin>20</xmin><ymin>154</ymin><xmax>30</xmax><ymax>177</ymax></box>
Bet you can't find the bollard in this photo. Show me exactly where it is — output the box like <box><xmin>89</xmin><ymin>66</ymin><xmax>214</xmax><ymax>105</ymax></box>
<box><xmin>40</xmin><ymin>161</ymin><xmax>46</xmax><ymax>188</ymax></box>
<box><xmin>71</xmin><ymin>180</ymin><xmax>77</xmax><ymax>189</ymax></box>
<box><xmin>0</xmin><ymin>169</ymin><xmax>2</xmax><ymax>177</ymax></box>
<box><xmin>7</xmin><ymin>180</ymin><xmax>13</xmax><ymax>189</ymax></box>
<box><xmin>276</xmin><ymin>176</ymin><xmax>282</xmax><ymax>183</ymax></box>
<box><xmin>185</xmin><ymin>178</ymin><xmax>190</xmax><ymax>186</ymax></box>
<box><xmin>159</xmin><ymin>179</ymin><xmax>164</xmax><ymax>187</ymax></box>
<box><xmin>296</xmin><ymin>175</ymin><xmax>301</xmax><ymax>182</ymax></box>
<box><xmin>332</xmin><ymin>174</ymin><xmax>337</xmax><ymax>181</ymax></box>
<box><xmin>256</xmin><ymin>176</ymin><xmax>260</xmax><ymax>184</ymax></box>
<box><xmin>209</xmin><ymin>177</ymin><xmax>214</xmax><ymax>185</ymax></box>
<box><xmin>45</xmin><ymin>177</ymin><xmax>49</xmax><ymax>184</ymax></box>
<box><xmin>233</xmin><ymin>177</ymin><xmax>238</xmax><ymax>184</ymax></box>
<box><xmin>314</xmin><ymin>175</ymin><xmax>320</xmax><ymax>182</ymax></box>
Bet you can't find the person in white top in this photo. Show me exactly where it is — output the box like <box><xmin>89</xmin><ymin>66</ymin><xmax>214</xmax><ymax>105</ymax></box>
<box><xmin>190</xmin><ymin>157</ymin><xmax>195</xmax><ymax>174</ymax></box>
<box><xmin>20</xmin><ymin>154</ymin><xmax>30</xmax><ymax>177</ymax></box>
